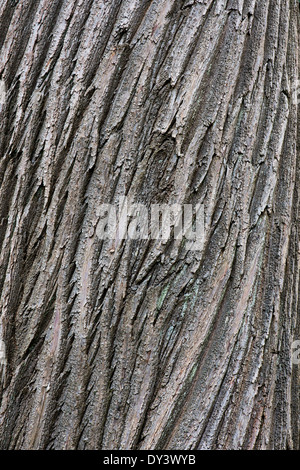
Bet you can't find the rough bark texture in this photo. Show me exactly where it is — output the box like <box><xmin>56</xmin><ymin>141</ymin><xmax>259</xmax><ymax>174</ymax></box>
<box><xmin>0</xmin><ymin>0</ymin><xmax>299</xmax><ymax>450</ymax></box>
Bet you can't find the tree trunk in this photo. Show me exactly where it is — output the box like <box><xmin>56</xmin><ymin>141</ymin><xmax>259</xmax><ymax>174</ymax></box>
<box><xmin>0</xmin><ymin>0</ymin><xmax>299</xmax><ymax>450</ymax></box>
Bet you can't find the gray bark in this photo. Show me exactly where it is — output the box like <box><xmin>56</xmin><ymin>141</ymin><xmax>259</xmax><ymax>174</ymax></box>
<box><xmin>0</xmin><ymin>0</ymin><xmax>299</xmax><ymax>450</ymax></box>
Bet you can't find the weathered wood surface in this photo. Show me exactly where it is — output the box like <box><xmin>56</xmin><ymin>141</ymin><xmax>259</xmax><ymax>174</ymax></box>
<box><xmin>0</xmin><ymin>0</ymin><xmax>299</xmax><ymax>449</ymax></box>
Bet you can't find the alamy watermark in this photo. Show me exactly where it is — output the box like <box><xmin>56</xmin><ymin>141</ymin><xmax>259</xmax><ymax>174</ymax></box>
<box><xmin>0</xmin><ymin>338</ymin><xmax>6</xmax><ymax>371</ymax></box>
<box><xmin>292</xmin><ymin>341</ymin><xmax>300</xmax><ymax>365</ymax></box>
<box><xmin>0</xmin><ymin>79</ymin><xmax>6</xmax><ymax>108</ymax></box>
<box><xmin>292</xmin><ymin>79</ymin><xmax>300</xmax><ymax>105</ymax></box>
<box><xmin>96</xmin><ymin>196</ymin><xmax>205</xmax><ymax>251</ymax></box>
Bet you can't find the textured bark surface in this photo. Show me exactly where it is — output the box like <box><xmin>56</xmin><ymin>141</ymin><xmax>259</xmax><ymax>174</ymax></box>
<box><xmin>0</xmin><ymin>0</ymin><xmax>299</xmax><ymax>450</ymax></box>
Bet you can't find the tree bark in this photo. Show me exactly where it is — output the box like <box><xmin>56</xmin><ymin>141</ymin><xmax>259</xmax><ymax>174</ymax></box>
<box><xmin>0</xmin><ymin>0</ymin><xmax>299</xmax><ymax>450</ymax></box>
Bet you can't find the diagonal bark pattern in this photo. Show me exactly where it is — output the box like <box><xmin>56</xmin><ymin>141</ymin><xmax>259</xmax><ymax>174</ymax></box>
<box><xmin>0</xmin><ymin>0</ymin><xmax>299</xmax><ymax>450</ymax></box>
